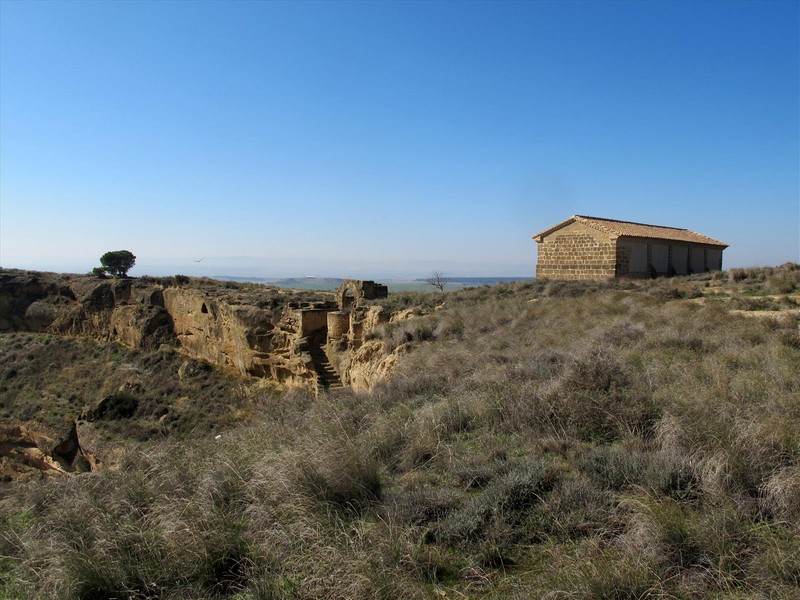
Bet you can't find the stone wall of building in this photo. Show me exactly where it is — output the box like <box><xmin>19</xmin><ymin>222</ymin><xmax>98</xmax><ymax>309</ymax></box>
<box><xmin>616</xmin><ymin>238</ymin><xmax>724</xmax><ymax>278</ymax></box>
<box><xmin>616</xmin><ymin>239</ymin><xmax>648</xmax><ymax>277</ymax></box>
<box><xmin>707</xmin><ymin>248</ymin><xmax>723</xmax><ymax>271</ymax></box>
<box><xmin>536</xmin><ymin>221</ymin><xmax>617</xmax><ymax>280</ymax></box>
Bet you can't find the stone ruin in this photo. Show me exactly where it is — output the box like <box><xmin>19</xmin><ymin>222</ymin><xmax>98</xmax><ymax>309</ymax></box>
<box><xmin>286</xmin><ymin>280</ymin><xmax>387</xmax><ymax>339</ymax></box>
<box><xmin>285</xmin><ymin>280</ymin><xmax>389</xmax><ymax>391</ymax></box>
<box><xmin>0</xmin><ymin>269</ymin><xmax>394</xmax><ymax>396</ymax></box>
<box><xmin>335</xmin><ymin>279</ymin><xmax>388</xmax><ymax>311</ymax></box>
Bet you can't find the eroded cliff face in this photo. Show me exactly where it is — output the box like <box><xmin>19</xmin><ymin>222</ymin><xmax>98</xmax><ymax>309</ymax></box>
<box><xmin>0</xmin><ymin>273</ymin><xmax>173</xmax><ymax>349</ymax></box>
<box><xmin>0</xmin><ymin>270</ymin><xmax>410</xmax><ymax>393</ymax></box>
<box><xmin>0</xmin><ymin>271</ymin><xmax>320</xmax><ymax>390</ymax></box>
<box><xmin>346</xmin><ymin>340</ymin><xmax>413</xmax><ymax>392</ymax></box>
<box><xmin>160</xmin><ymin>288</ymin><xmax>324</xmax><ymax>386</ymax></box>
<box><xmin>0</xmin><ymin>421</ymin><xmax>98</xmax><ymax>482</ymax></box>
<box><xmin>162</xmin><ymin>288</ymin><xmax>269</xmax><ymax>375</ymax></box>
<box><xmin>325</xmin><ymin>305</ymin><xmax>397</xmax><ymax>391</ymax></box>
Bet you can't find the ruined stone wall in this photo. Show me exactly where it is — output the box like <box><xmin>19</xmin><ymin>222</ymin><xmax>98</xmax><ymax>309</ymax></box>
<box><xmin>536</xmin><ymin>221</ymin><xmax>617</xmax><ymax>280</ymax></box>
<box><xmin>327</xmin><ymin>311</ymin><xmax>350</xmax><ymax>338</ymax></box>
<box><xmin>298</xmin><ymin>309</ymin><xmax>329</xmax><ymax>336</ymax></box>
<box><xmin>335</xmin><ymin>280</ymin><xmax>388</xmax><ymax>311</ymax></box>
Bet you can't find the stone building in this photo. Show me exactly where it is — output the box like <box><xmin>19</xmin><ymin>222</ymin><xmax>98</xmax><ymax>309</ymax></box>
<box><xmin>532</xmin><ymin>215</ymin><xmax>728</xmax><ymax>280</ymax></box>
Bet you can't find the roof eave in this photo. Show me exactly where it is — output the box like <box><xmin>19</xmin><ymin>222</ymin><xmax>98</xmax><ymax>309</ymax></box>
<box><xmin>531</xmin><ymin>216</ymin><xmax>578</xmax><ymax>241</ymax></box>
<box><xmin>616</xmin><ymin>233</ymin><xmax>729</xmax><ymax>248</ymax></box>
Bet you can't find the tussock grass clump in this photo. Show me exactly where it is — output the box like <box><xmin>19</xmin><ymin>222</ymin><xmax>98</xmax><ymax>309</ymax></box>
<box><xmin>295</xmin><ymin>442</ymin><xmax>383</xmax><ymax>513</ymax></box>
<box><xmin>438</xmin><ymin>459</ymin><xmax>559</xmax><ymax>546</ymax></box>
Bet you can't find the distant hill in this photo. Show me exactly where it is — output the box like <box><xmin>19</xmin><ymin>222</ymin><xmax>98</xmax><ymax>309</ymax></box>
<box><xmin>210</xmin><ymin>275</ymin><xmax>536</xmax><ymax>292</ymax></box>
<box><xmin>211</xmin><ymin>275</ymin><xmax>345</xmax><ymax>290</ymax></box>
<box><xmin>274</xmin><ymin>277</ymin><xmax>344</xmax><ymax>285</ymax></box>
<box><xmin>413</xmin><ymin>276</ymin><xmax>533</xmax><ymax>285</ymax></box>
<box><xmin>211</xmin><ymin>275</ymin><xmax>276</xmax><ymax>283</ymax></box>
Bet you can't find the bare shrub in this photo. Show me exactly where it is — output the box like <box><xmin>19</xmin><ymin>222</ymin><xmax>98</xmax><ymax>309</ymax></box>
<box><xmin>424</xmin><ymin>270</ymin><xmax>447</xmax><ymax>292</ymax></box>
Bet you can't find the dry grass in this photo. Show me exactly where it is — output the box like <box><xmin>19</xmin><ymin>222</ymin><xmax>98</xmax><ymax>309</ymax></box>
<box><xmin>0</xmin><ymin>332</ymin><xmax>271</xmax><ymax>443</ymax></box>
<box><xmin>1</xmin><ymin>267</ymin><xmax>799</xmax><ymax>598</ymax></box>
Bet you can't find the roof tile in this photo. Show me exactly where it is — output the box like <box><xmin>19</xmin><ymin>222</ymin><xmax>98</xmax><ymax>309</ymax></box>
<box><xmin>533</xmin><ymin>215</ymin><xmax>727</xmax><ymax>247</ymax></box>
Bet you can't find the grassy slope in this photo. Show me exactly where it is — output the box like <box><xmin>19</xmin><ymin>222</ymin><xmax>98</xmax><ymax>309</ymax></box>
<box><xmin>0</xmin><ymin>333</ymin><xmax>267</xmax><ymax>444</ymax></box>
<box><xmin>1</xmin><ymin>267</ymin><xmax>799</xmax><ymax>599</ymax></box>
<box><xmin>0</xmin><ymin>272</ymin><xmax>335</xmax><ymax>445</ymax></box>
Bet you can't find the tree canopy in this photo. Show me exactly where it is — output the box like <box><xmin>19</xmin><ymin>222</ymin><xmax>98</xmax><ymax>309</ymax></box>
<box><xmin>99</xmin><ymin>250</ymin><xmax>136</xmax><ymax>277</ymax></box>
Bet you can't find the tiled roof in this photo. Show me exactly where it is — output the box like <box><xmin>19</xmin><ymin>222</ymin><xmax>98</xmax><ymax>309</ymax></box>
<box><xmin>532</xmin><ymin>215</ymin><xmax>728</xmax><ymax>247</ymax></box>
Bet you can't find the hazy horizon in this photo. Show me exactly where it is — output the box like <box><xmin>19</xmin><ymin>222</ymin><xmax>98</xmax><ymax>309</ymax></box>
<box><xmin>0</xmin><ymin>254</ymin><xmax>537</xmax><ymax>281</ymax></box>
<box><xmin>2</xmin><ymin>251</ymin><xmax>795</xmax><ymax>282</ymax></box>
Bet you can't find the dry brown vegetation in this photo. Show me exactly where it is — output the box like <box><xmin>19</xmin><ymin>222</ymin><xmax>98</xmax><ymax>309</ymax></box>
<box><xmin>0</xmin><ymin>333</ymin><xmax>267</xmax><ymax>442</ymax></box>
<box><xmin>1</xmin><ymin>265</ymin><xmax>799</xmax><ymax>599</ymax></box>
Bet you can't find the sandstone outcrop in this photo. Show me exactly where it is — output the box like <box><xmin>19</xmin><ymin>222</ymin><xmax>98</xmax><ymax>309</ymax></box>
<box><xmin>0</xmin><ymin>271</ymin><xmax>325</xmax><ymax>389</ymax></box>
<box><xmin>0</xmin><ymin>272</ymin><xmax>174</xmax><ymax>349</ymax></box>
<box><xmin>0</xmin><ymin>270</ymin><xmax>418</xmax><ymax>395</ymax></box>
<box><xmin>162</xmin><ymin>288</ymin><xmax>273</xmax><ymax>376</ymax></box>
<box><xmin>346</xmin><ymin>340</ymin><xmax>413</xmax><ymax>392</ymax></box>
<box><xmin>0</xmin><ymin>421</ymin><xmax>98</xmax><ymax>481</ymax></box>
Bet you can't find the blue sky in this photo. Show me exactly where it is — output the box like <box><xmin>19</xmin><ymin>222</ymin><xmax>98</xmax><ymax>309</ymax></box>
<box><xmin>1</xmin><ymin>0</ymin><xmax>797</xmax><ymax>277</ymax></box>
